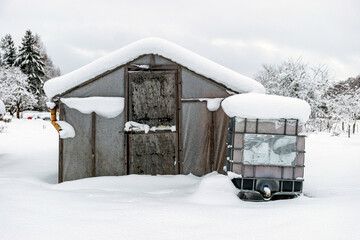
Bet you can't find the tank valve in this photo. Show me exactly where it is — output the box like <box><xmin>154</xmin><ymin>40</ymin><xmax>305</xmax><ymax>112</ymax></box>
<box><xmin>263</xmin><ymin>185</ymin><xmax>271</xmax><ymax>198</ymax></box>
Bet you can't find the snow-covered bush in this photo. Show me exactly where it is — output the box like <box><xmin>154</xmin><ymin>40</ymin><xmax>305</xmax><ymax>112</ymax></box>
<box><xmin>255</xmin><ymin>58</ymin><xmax>333</xmax><ymax>132</ymax></box>
<box><xmin>255</xmin><ymin>58</ymin><xmax>332</xmax><ymax>120</ymax></box>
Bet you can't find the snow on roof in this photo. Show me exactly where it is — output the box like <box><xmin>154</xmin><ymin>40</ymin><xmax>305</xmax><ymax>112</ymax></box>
<box><xmin>44</xmin><ymin>38</ymin><xmax>265</xmax><ymax>100</ymax></box>
<box><xmin>221</xmin><ymin>93</ymin><xmax>311</xmax><ymax>123</ymax></box>
<box><xmin>57</xmin><ymin>121</ymin><xmax>75</xmax><ymax>139</ymax></box>
<box><xmin>61</xmin><ymin>97</ymin><xmax>124</xmax><ymax>118</ymax></box>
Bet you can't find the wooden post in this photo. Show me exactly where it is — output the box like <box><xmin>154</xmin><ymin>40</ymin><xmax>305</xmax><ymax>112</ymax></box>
<box><xmin>58</xmin><ymin>102</ymin><xmax>64</xmax><ymax>183</ymax></box>
<box><xmin>210</xmin><ymin>111</ymin><xmax>215</xmax><ymax>172</ymax></box>
<box><xmin>91</xmin><ymin>112</ymin><xmax>96</xmax><ymax>177</ymax></box>
<box><xmin>205</xmin><ymin>111</ymin><xmax>215</xmax><ymax>173</ymax></box>
<box><xmin>124</xmin><ymin>66</ymin><xmax>129</xmax><ymax>175</ymax></box>
<box><xmin>177</xmin><ymin>68</ymin><xmax>183</xmax><ymax>174</ymax></box>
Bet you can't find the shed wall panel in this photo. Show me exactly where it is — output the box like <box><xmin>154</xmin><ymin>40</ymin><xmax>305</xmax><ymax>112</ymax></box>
<box><xmin>63</xmin><ymin>67</ymin><xmax>124</xmax><ymax>98</ymax></box>
<box><xmin>213</xmin><ymin>107</ymin><xmax>229</xmax><ymax>173</ymax></box>
<box><xmin>95</xmin><ymin>113</ymin><xmax>125</xmax><ymax>176</ymax></box>
<box><xmin>181</xmin><ymin>68</ymin><xmax>230</xmax><ymax>99</ymax></box>
<box><xmin>131</xmin><ymin>55</ymin><xmax>152</xmax><ymax>65</ymax></box>
<box><xmin>154</xmin><ymin>55</ymin><xmax>176</xmax><ymax>65</ymax></box>
<box><xmin>182</xmin><ymin>102</ymin><xmax>210</xmax><ymax>176</ymax></box>
<box><xmin>130</xmin><ymin>55</ymin><xmax>177</xmax><ymax>66</ymax></box>
<box><xmin>62</xmin><ymin>105</ymin><xmax>92</xmax><ymax>181</ymax></box>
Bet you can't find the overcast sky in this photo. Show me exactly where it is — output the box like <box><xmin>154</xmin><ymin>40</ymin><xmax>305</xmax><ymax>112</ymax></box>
<box><xmin>0</xmin><ymin>0</ymin><xmax>359</xmax><ymax>81</ymax></box>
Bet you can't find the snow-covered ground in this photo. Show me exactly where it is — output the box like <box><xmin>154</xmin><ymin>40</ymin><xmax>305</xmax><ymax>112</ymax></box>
<box><xmin>0</xmin><ymin>119</ymin><xmax>359</xmax><ymax>240</ymax></box>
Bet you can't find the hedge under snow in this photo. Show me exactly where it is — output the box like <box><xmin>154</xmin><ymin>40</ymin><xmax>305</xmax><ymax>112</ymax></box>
<box><xmin>61</xmin><ymin>97</ymin><xmax>124</xmax><ymax>118</ymax></box>
<box><xmin>221</xmin><ymin>93</ymin><xmax>311</xmax><ymax>123</ymax></box>
<box><xmin>44</xmin><ymin>38</ymin><xmax>265</xmax><ymax>100</ymax></box>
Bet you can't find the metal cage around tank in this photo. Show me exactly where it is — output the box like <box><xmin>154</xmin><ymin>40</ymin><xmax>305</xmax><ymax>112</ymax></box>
<box><xmin>226</xmin><ymin>117</ymin><xmax>307</xmax><ymax>200</ymax></box>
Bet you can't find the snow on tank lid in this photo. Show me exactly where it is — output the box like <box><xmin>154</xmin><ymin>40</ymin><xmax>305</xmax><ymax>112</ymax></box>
<box><xmin>221</xmin><ymin>93</ymin><xmax>311</xmax><ymax>123</ymax></box>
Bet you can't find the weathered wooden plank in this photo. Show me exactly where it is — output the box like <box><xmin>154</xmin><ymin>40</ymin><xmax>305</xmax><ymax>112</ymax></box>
<box><xmin>129</xmin><ymin>71</ymin><xmax>176</xmax><ymax>126</ymax></box>
<box><xmin>91</xmin><ymin>112</ymin><xmax>96</xmax><ymax>177</ymax></box>
<box><xmin>124</xmin><ymin>66</ymin><xmax>129</xmax><ymax>175</ymax></box>
<box><xmin>129</xmin><ymin>133</ymin><xmax>176</xmax><ymax>175</ymax></box>
<box><xmin>58</xmin><ymin>102</ymin><xmax>64</xmax><ymax>183</ymax></box>
<box><xmin>210</xmin><ymin>111</ymin><xmax>215</xmax><ymax>172</ymax></box>
<box><xmin>177</xmin><ymin>67</ymin><xmax>183</xmax><ymax>174</ymax></box>
<box><xmin>150</xmin><ymin>54</ymin><xmax>155</xmax><ymax>67</ymax></box>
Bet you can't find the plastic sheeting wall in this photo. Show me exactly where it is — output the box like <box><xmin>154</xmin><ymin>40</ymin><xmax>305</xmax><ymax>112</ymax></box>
<box><xmin>62</xmin><ymin>104</ymin><xmax>92</xmax><ymax>181</ymax></box>
<box><xmin>181</xmin><ymin>68</ymin><xmax>231</xmax><ymax>99</ymax></box>
<box><xmin>182</xmin><ymin>103</ymin><xmax>229</xmax><ymax>176</ymax></box>
<box><xmin>95</xmin><ymin>113</ymin><xmax>125</xmax><ymax>176</ymax></box>
<box><xmin>60</xmin><ymin>66</ymin><xmax>126</xmax><ymax>182</ymax></box>
<box><xmin>181</xmin><ymin>67</ymin><xmax>230</xmax><ymax>175</ymax></box>
<box><xmin>131</xmin><ymin>55</ymin><xmax>175</xmax><ymax>66</ymax></box>
<box><xmin>63</xmin><ymin>67</ymin><xmax>125</xmax><ymax>98</ymax></box>
<box><xmin>212</xmin><ymin>107</ymin><xmax>229</xmax><ymax>173</ymax></box>
<box><xmin>61</xmin><ymin>106</ymin><xmax>125</xmax><ymax>181</ymax></box>
<box><xmin>182</xmin><ymin>102</ymin><xmax>210</xmax><ymax>176</ymax></box>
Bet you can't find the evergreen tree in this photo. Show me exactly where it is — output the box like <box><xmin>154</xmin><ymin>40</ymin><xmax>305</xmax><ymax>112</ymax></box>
<box><xmin>15</xmin><ymin>30</ymin><xmax>45</xmax><ymax>106</ymax></box>
<box><xmin>0</xmin><ymin>34</ymin><xmax>17</xmax><ymax>67</ymax></box>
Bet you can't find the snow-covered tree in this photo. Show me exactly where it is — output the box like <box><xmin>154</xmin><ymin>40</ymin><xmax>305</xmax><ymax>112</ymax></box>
<box><xmin>325</xmin><ymin>75</ymin><xmax>360</xmax><ymax>136</ymax></box>
<box><xmin>0</xmin><ymin>67</ymin><xmax>36</xmax><ymax>118</ymax></box>
<box><xmin>15</xmin><ymin>30</ymin><xmax>45</xmax><ymax>108</ymax></box>
<box><xmin>255</xmin><ymin>58</ymin><xmax>332</xmax><ymax>120</ymax></box>
<box><xmin>1</xmin><ymin>34</ymin><xmax>17</xmax><ymax>67</ymax></box>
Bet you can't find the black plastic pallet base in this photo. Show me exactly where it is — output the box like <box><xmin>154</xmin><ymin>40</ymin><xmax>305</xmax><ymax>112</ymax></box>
<box><xmin>232</xmin><ymin>177</ymin><xmax>303</xmax><ymax>201</ymax></box>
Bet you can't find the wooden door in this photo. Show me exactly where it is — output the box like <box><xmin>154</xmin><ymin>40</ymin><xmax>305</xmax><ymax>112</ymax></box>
<box><xmin>127</xmin><ymin>70</ymin><xmax>178</xmax><ymax>175</ymax></box>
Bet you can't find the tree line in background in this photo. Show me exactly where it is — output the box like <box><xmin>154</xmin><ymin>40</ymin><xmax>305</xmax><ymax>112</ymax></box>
<box><xmin>1</xmin><ymin>32</ymin><xmax>359</xmax><ymax>136</ymax></box>
<box><xmin>0</xmin><ymin>30</ymin><xmax>60</xmax><ymax>118</ymax></box>
<box><xmin>255</xmin><ymin>58</ymin><xmax>360</xmax><ymax>137</ymax></box>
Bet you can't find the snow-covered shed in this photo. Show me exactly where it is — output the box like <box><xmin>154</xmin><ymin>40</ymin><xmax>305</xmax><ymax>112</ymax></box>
<box><xmin>44</xmin><ymin>38</ymin><xmax>265</xmax><ymax>182</ymax></box>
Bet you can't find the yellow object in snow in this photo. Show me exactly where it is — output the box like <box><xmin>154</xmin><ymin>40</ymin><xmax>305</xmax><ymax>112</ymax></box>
<box><xmin>50</xmin><ymin>108</ymin><xmax>61</xmax><ymax>132</ymax></box>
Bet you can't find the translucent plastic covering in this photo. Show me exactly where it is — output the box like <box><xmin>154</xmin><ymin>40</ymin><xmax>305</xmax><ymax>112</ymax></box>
<box><xmin>243</xmin><ymin>134</ymin><xmax>297</xmax><ymax>166</ymax></box>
